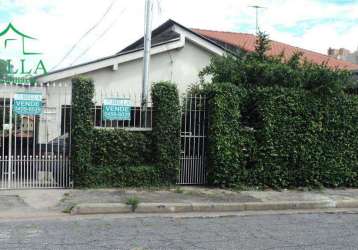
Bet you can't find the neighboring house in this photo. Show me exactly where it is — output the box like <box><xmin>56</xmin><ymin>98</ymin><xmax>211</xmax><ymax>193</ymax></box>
<box><xmin>328</xmin><ymin>48</ymin><xmax>352</xmax><ymax>61</ymax></box>
<box><xmin>20</xmin><ymin>116</ymin><xmax>34</xmax><ymax>131</ymax></box>
<box><xmin>328</xmin><ymin>47</ymin><xmax>358</xmax><ymax>64</ymax></box>
<box><xmin>328</xmin><ymin>47</ymin><xmax>358</xmax><ymax>81</ymax></box>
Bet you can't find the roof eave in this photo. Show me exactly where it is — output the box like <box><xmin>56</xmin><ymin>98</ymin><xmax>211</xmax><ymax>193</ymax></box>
<box><xmin>36</xmin><ymin>36</ymin><xmax>186</xmax><ymax>83</ymax></box>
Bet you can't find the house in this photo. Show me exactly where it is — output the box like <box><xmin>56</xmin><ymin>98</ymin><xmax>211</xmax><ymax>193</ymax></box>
<box><xmin>19</xmin><ymin>116</ymin><xmax>35</xmax><ymax>131</ymax></box>
<box><xmin>328</xmin><ymin>48</ymin><xmax>352</xmax><ymax>61</ymax></box>
<box><xmin>328</xmin><ymin>47</ymin><xmax>358</xmax><ymax>81</ymax></box>
<box><xmin>34</xmin><ymin>19</ymin><xmax>358</xmax><ymax>142</ymax></box>
<box><xmin>15</xmin><ymin>116</ymin><xmax>34</xmax><ymax>138</ymax></box>
<box><xmin>36</xmin><ymin>20</ymin><xmax>229</xmax><ymax>95</ymax></box>
<box><xmin>328</xmin><ymin>47</ymin><xmax>358</xmax><ymax>65</ymax></box>
<box><xmin>2</xmin><ymin>19</ymin><xmax>358</xmax><ymax>189</ymax></box>
<box><xmin>36</xmin><ymin>19</ymin><xmax>358</xmax><ymax>92</ymax></box>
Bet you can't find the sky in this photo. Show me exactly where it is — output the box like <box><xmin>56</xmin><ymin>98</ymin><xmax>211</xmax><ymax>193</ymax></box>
<box><xmin>0</xmin><ymin>0</ymin><xmax>357</xmax><ymax>71</ymax></box>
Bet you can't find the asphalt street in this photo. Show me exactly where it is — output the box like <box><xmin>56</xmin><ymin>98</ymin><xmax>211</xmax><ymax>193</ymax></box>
<box><xmin>0</xmin><ymin>212</ymin><xmax>357</xmax><ymax>250</ymax></box>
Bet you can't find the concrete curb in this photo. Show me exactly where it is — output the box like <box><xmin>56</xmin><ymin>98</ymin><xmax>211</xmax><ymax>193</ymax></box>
<box><xmin>71</xmin><ymin>203</ymin><xmax>131</xmax><ymax>215</ymax></box>
<box><xmin>335</xmin><ymin>200</ymin><xmax>358</xmax><ymax>209</ymax></box>
<box><xmin>69</xmin><ymin>199</ymin><xmax>358</xmax><ymax>215</ymax></box>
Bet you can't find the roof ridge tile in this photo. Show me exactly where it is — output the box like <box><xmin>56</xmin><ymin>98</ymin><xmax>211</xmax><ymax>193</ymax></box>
<box><xmin>192</xmin><ymin>28</ymin><xmax>253</xmax><ymax>37</ymax></box>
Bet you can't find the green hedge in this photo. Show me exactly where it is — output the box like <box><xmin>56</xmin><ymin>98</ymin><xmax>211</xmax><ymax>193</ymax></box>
<box><xmin>251</xmin><ymin>87</ymin><xmax>324</xmax><ymax>188</ymax></box>
<box><xmin>71</xmin><ymin>77</ymin><xmax>94</xmax><ymax>187</ymax></box>
<box><xmin>85</xmin><ymin>164</ymin><xmax>162</xmax><ymax>188</ymax></box>
<box><xmin>319</xmin><ymin>95</ymin><xmax>358</xmax><ymax>187</ymax></box>
<box><xmin>151</xmin><ymin>81</ymin><xmax>181</xmax><ymax>183</ymax></box>
<box><xmin>206</xmin><ymin>85</ymin><xmax>358</xmax><ymax>189</ymax></box>
<box><xmin>206</xmin><ymin>83</ymin><xmax>255</xmax><ymax>187</ymax></box>
<box><xmin>86</xmin><ymin>129</ymin><xmax>162</xmax><ymax>187</ymax></box>
<box><xmin>91</xmin><ymin>129</ymin><xmax>153</xmax><ymax>167</ymax></box>
<box><xmin>201</xmin><ymin>33</ymin><xmax>357</xmax><ymax>189</ymax></box>
<box><xmin>71</xmin><ymin>78</ymin><xmax>181</xmax><ymax>187</ymax></box>
<box><xmin>251</xmin><ymin>87</ymin><xmax>358</xmax><ymax>188</ymax></box>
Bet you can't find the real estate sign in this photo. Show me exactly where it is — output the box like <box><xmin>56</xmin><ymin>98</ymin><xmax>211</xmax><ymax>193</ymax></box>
<box><xmin>13</xmin><ymin>92</ymin><xmax>43</xmax><ymax>115</ymax></box>
<box><xmin>103</xmin><ymin>98</ymin><xmax>132</xmax><ymax>121</ymax></box>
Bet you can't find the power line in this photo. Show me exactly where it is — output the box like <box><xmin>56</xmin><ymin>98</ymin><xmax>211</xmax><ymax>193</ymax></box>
<box><xmin>70</xmin><ymin>6</ymin><xmax>128</xmax><ymax>65</ymax></box>
<box><xmin>51</xmin><ymin>0</ymin><xmax>116</xmax><ymax>70</ymax></box>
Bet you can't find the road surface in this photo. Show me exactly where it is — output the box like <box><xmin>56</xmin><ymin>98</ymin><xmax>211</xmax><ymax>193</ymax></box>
<box><xmin>0</xmin><ymin>212</ymin><xmax>357</xmax><ymax>249</ymax></box>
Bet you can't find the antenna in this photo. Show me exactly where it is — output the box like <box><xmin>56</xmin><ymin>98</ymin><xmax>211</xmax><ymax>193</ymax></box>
<box><xmin>249</xmin><ymin>5</ymin><xmax>266</xmax><ymax>34</ymax></box>
<box><xmin>156</xmin><ymin>0</ymin><xmax>162</xmax><ymax>16</ymax></box>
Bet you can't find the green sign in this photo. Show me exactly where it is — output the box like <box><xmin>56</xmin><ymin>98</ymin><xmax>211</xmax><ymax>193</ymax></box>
<box><xmin>13</xmin><ymin>92</ymin><xmax>43</xmax><ymax>115</ymax></box>
<box><xmin>103</xmin><ymin>98</ymin><xmax>132</xmax><ymax>121</ymax></box>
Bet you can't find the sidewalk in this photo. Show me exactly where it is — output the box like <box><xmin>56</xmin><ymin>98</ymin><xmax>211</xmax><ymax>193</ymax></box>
<box><xmin>0</xmin><ymin>189</ymin><xmax>68</xmax><ymax>219</ymax></box>
<box><xmin>62</xmin><ymin>187</ymin><xmax>358</xmax><ymax>215</ymax></box>
<box><xmin>1</xmin><ymin>187</ymin><xmax>358</xmax><ymax>217</ymax></box>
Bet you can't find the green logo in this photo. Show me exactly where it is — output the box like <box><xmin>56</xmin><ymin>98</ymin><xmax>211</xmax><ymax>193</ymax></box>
<box><xmin>0</xmin><ymin>23</ymin><xmax>47</xmax><ymax>85</ymax></box>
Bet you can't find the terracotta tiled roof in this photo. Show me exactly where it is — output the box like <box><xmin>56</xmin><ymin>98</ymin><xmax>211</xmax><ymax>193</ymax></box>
<box><xmin>192</xmin><ymin>28</ymin><xmax>358</xmax><ymax>71</ymax></box>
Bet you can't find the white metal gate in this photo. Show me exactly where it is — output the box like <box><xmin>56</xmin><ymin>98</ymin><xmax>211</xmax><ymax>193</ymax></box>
<box><xmin>0</xmin><ymin>83</ymin><xmax>72</xmax><ymax>189</ymax></box>
<box><xmin>178</xmin><ymin>95</ymin><xmax>208</xmax><ymax>185</ymax></box>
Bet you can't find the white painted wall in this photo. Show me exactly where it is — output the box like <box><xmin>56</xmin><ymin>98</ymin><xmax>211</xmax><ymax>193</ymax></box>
<box><xmin>44</xmin><ymin>38</ymin><xmax>213</xmax><ymax>101</ymax></box>
<box><xmin>81</xmin><ymin>39</ymin><xmax>213</xmax><ymax>101</ymax></box>
<box><xmin>40</xmin><ymin>84</ymin><xmax>71</xmax><ymax>144</ymax></box>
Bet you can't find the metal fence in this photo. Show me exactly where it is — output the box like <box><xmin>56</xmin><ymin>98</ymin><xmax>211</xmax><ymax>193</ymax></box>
<box><xmin>93</xmin><ymin>90</ymin><xmax>153</xmax><ymax>130</ymax></box>
<box><xmin>178</xmin><ymin>95</ymin><xmax>208</xmax><ymax>185</ymax></box>
<box><xmin>0</xmin><ymin>83</ymin><xmax>154</xmax><ymax>189</ymax></box>
<box><xmin>0</xmin><ymin>82</ymin><xmax>72</xmax><ymax>189</ymax></box>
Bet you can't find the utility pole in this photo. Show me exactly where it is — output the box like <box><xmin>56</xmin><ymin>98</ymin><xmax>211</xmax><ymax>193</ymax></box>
<box><xmin>249</xmin><ymin>5</ymin><xmax>265</xmax><ymax>34</ymax></box>
<box><xmin>142</xmin><ymin>0</ymin><xmax>153</xmax><ymax>107</ymax></box>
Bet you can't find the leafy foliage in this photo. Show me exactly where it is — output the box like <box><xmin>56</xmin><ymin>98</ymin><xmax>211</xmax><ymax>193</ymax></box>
<box><xmin>200</xmin><ymin>32</ymin><xmax>353</xmax><ymax>95</ymax></box>
<box><xmin>251</xmin><ymin>87</ymin><xmax>358</xmax><ymax>188</ymax></box>
<box><xmin>71</xmin><ymin>77</ymin><xmax>94</xmax><ymax>187</ymax></box>
<box><xmin>205</xmin><ymin>85</ymin><xmax>358</xmax><ymax>189</ymax></box>
<box><xmin>85</xmin><ymin>128</ymin><xmax>163</xmax><ymax>187</ymax></box>
<box><xmin>254</xmin><ymin>31</ymin><xmax>271</xmax><ymax>61</ymax></box>
<box><xmin>202</xmin><ymin>32</ymin><xmax>358</xmax><ymax>189</ymax></box>
<box><xmin>85</xmin><ymin>164</ymin><xmax>163</xmax><ymax>188</ymax></box>
<box><xmin>91</xmin><ymin>129</ymin><xmax>153</xmax><ymax>167</ymax></box>
<box><xmin>151</xmin><ymin>81</ymin><xmax>181</xmax><ymax>184</ymax></box>
<box><xmin>126</xmin><ymin>196</ymin><xmax>140</xmax><ymax>212</ymax></box>
<box><xmin>71</xmin><ymin>78</ymin><xmax>169</xmax><ymax>188</ymax></box>
<box><xmin>206</xmin><ymin>83</ymin><xmax>256</xmax><ymax>187</ymax></box>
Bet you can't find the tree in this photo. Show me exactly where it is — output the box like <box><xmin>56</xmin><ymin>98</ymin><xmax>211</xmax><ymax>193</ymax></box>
<box><xmin>199</xmin><ymin>32</ymin><xmax>353</xmax><ymax>95</ymax></box>
<box><xmin>254</xmin><ymin>31</ymin><xmax>271</xmax><ymax>61</ymax></box>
